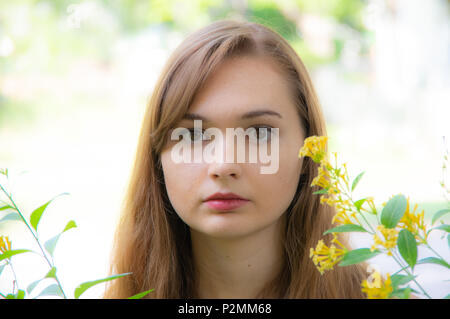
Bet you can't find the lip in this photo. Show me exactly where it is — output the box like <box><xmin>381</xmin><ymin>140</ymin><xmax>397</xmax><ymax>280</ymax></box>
<box><xmin>204</xmin><ymin>199</ymin><xmax>249</xmax><ymax>211</ymax></box>
<box><xmin>203</xmin><ymin>192</ymin><xmax>250</xmax><ymax>211</ymax></box>
<box><xmin>204</xmin><ymin>192</ymin><xmax>248</xmax><ymax>201</ymax></box>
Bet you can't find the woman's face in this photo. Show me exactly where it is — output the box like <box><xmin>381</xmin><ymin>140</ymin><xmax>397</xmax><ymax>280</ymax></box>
<box><xmin>160</xmin><ymin>55</ymin><xmax>305</xmax><ymax>239</ymax></box>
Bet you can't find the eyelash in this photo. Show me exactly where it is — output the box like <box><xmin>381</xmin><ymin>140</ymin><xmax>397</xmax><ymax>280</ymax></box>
<box><xmin>186</xmin><ymin>126</ymin><xmax>274</xmax><ymax>142</ymax></box>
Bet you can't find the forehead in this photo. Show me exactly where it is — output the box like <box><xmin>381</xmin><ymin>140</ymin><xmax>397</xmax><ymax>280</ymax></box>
<box><xmin>187</xmin><ymin>55</ymin><xmax>297</xmax><ymax>122</ymax></box>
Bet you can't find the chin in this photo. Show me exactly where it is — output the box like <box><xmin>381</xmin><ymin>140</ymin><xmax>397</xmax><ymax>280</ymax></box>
<box><xmin>193</xmin><ymin>222</ymin><xmax>252</xmax><ymax>239</ymax></box>
<box><xmin>200</xmin><ymin>221</ymin><xmax>268</xmax><ymax>240</ymax></box>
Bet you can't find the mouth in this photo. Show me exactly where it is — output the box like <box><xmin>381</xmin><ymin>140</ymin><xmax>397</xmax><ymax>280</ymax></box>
<box><xmin>203</xmin><ymin>192</ymin><xmax>250</xmax><ymax>211</ymax></box>
<box><xmin>204</xmin><ymin>198</ymin><xmax>250</xmax><ymax>211</ymax></box>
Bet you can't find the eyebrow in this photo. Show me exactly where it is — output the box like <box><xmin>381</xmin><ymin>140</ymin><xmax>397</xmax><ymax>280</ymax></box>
<box><xmin>181</xmin><ymin>109</ymin><xmax>283</xmax><ymax>123</ymax></box>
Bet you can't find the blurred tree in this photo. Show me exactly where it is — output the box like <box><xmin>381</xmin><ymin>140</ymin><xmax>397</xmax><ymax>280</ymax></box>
<box><xmin>0</xmin><ymin>0</ymin><xmax>369</xmax><ymax>122</ymax></box>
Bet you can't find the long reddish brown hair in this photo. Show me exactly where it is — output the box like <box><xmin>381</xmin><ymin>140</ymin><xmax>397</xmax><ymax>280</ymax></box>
<box><xmin>104</xmin><ymin>19</ymin><xmax>367</xmax><ymax>299</ymax></box>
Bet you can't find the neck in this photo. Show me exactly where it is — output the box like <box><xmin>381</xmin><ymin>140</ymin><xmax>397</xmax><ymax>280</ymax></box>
<box><xmin>191</xmin><ymin>217</ymin><xmax>285</xmax><ymax>299</ymax></box>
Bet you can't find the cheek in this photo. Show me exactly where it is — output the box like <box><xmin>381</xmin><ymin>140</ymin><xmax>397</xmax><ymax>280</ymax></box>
<box><xmin>161</xmin><ymin>151</ymin><xmax>202</xmax><ymax>213</ymax></box>
<box><xmin>279</xmin><ymin>137</ymin><xmax>304</xmax><ymax>182</ymax></box>
<box><xmin>258</xmin><ymin>146</ymin><xmax>302</xmax><ymax>210</ymax></box>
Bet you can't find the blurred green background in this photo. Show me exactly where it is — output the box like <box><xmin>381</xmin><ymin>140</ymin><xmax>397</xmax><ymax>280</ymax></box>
<box><xmin>0</xmin><ymin>0</ymin><xmax>449</xmax><ymax>298</ymax></box>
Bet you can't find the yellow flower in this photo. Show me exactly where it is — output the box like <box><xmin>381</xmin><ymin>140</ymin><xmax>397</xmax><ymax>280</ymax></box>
<box><xmin>320</xmin><ymin>195</ymin><xmax>354</xmax><ymax>225</ymax></box>
<box><xmin>311</xmin><ymin>164</ymin><xmax>331</xmax><ymax>189</ymax></box>
<box><xmin>0</xmin><ymin>236</ymin><xmax>12</xmax><ymax>254</ymax></box>
<box><xmin>299</xmin><ymin>136</ymin><xmax>328</xmax><ymax>163</ymax></box>
<box><xmin>366</xmin><ymin>269</ymin><xmax>382</xmax><ymax>288</ymax></box>
<box><xmin>310</xmin><ymin>234</ymin><xmax>347</xmax><ymax>274</ymax></box>
<box><xmin>371</xmin><ymin>225</ymin><xmax>398</xmax><ymax>255</ymax></box>
<box><xmin>320</xmin><ymin>157</ymin><xmax>333</xmax><ymax>171</ymax></box>
<box><xmin>332</xmin><ymin>208</ymin><xmax>354</xmax><ymax>225</ymax></box>
<box><xmin>361</xmin><ymin>272</ymin><xmax>393</xmax><ymax>299</ymax></box>
<box><xmin>398</xmin><ymin>197</ymin><xmax>427</xmax><ymax>243</ymax></box>
<box><xmin>311</xmin><ymin>161</ymin><xmax>340</xmax><ymax>195</ymax></box>
<box><xmin>339</xmin><ymin>162</ymin><xmax>349</xmax><ymax>185</ymax></box>
<box><xmin>320</xmin><ymin>194</ymin><xmax>336</xmax><ymax>206</ymax></box>
<box><xmin>365</xmin><ymin>197</ymin><xmax>377</xmax><ymax>214</ymax></box>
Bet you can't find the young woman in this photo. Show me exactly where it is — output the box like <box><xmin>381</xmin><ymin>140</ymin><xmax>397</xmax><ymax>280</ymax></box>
<box><xmin>104</xmin><ymin>19</ymin><xmax>367</xmax><ymax>299</ymax></box>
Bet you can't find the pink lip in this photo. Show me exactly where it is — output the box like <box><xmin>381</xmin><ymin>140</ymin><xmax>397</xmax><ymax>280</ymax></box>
<box><xmin>204</xmin><ymin>199</ymin><xmax>249</xmax><ymax>211</ymax></box>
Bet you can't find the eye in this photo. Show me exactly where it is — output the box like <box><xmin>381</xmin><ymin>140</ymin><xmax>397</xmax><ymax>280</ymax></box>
<box><xmin>186</xmin><ymin>128</ymin><xmax>205</xmax><ymax>142</ymax></box>
<box><xmin>248</xmin><ymin>126</ymin><xmax>273</xmax><ymax>143</ymax></box>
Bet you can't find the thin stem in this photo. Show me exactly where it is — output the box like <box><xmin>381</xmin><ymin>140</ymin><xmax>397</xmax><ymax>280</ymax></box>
<box><xmin>440</xmin><ymin>138</ymin><xmax>450</xmax><ymax>203</ymax></box>
<box><xmin>0</xmin><ymin>184</ymin><xmax>37</xmax><ymax>244</ymax></box>
<box><xmin>0</xmin><ymin>183</ymin><xmax>67</xmax><ymax>299</ymax></box>
<box><xmin>391</xmin><ymin>264</ymin><xmax>411</xmax><ymax>276</ymax></box>
<box><xmin>342</xmin><ymin>184</ymin><xmax>376</xmax><ymax>233</ymax></box>
<box><xmin>425</xmin><ymin>242</ymin><xmax>446</xmax><ymax>261</ymax></box>
<box><xmin>392</xmin><ymin>249</ymin><xmax>409</xmax><ymax>271</ymax></box>
<box><xmin>335</xmin><ymin>175</ymin><xmax>376</xmax><ymax>234</ymax></box>
<box><xmin>416</xmin><ymin>233</ymin><xmax>447</xmax><ymax>261</ymax></box>
<box><xmin>391</xmin><ymin>253</ymin><xmax>432</xmax><ymax>299</ymax></box>
<box><xmin>7</xmin><ymin>260</ymin><xmax>18</xmax><ymax>294</ymax></box>
<box><xmin>339</xmin><ymin>166</ymin><xmax>378</xmax><ymax>234</ymax></box>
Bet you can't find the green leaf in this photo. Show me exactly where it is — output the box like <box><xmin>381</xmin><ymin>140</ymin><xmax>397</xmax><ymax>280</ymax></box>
<box><xmin>335</xmin><ymin>167</ymin><xmax>341</xmax><ymax>177</ymax></box>
<box><xmin>391</xmin><ymin>274</ymin><xmax>416</xmax><ymax>288</ymax></box>
<box><xmin>127</xmin><ymin>289</ymin><xmax>155</xmax><ymax>299</ymax></box>
<box><xmin>27</xmin><ymin>267</ymin><xmax>58</xmax><ymax>294</ymax></box>
<box><xmin>29</xmin><ymin>193</ymin><xmax>69</xmax><ymax>231</ymax></box>
<box><xmin>30</xmin><ymin>202</ymin><xmax>52</xmax><ymax>231</ymax></box>
<box><xmin>433</xmin><ymin>224</ymin><xmax>450</xmax><ymax>233</ymax></box>
<box><xmin>444</xmin><ymin>294</ymin><xmax>450</xmax><ymax>299</ymax></box>
<box><xmin>402</xmin><ymin>287</ymin><xmax>412</xmax><ymax>299</ymax></box>
<box><xmin>351</xmin><ymin>171</ymin><xmax>365</xmax><ymax>192</ymax></box>
<box><xmin>0</xmin><ymin>205</ymin><xmax>13</xmax><ymax>211</ymax></box>
<box><xmin>416</xmin><ymin>257</ymin><xmax>450</xmax><ymax>269</ymax></box>
<box><xmin>6</xmin><ymin>289</ymin><xmax>26</xmax><ymax>299</ymax></box>
<box><xmin>397</xmin><ymin>286</ymin><xmax>411</xmax><ymax>299</ymax></box>
<box><xmin>397</xmin><ymin>229</ymin><xmax>417</xmax><ymax>269</ymax></box>
<box><xmin>44</xmin><ymin>234</ymin><xmax>61</xmax><ymax>257</ymax></box>
<box><xmin>0</xmin><ymin>249</ymin><xmax>32</xmax><ymax>262</ymax></box>
<box><xmin>390</xmin><ymin>287</ymin><xmax>419</xmax><ymax>299</ymax></box>
<box><xmin>35</xmin><ymin>284</ymin><xmax>63</xmax><ymax>298</ymax></box>
<box><xmin>27</xmin><ymin>278</ymin><xmax>44</xmax><ymax>294</ymax></box>
<box><xmin>5</xmin><ymin>290</ymin><xmax>26</xmax><ymax>299</ymax></box>
<box><xmin>0</xmin><ymin>212</ymin><xmax>21</xmax><ymax>223</ymax></box>
<box><xmin>447</xmin><ymin>234</ymin><xmax>450</xmax><ymax>250</ymax></box>
<box><xmin>0</xmin><ymin>263</ymin><xmax>6</xmax><ymax>276</ymax></box>
<box><xmin>380</xmin><ymin>194</ymin><xmax>407</xmax><ymax>229</ymax></box>
<box><xmin>354</xmin><ymin>198</ymin><xmax>367</xmax><ymax>212</ymax></box>
<box><xmin>16</xmin><ymin>289</ymin><xmax>25</xmax><ymax>299</ymax></box>
<box><xmin>63</xmin><ymin>220</ymin><xmax>77</xmax><ymax>232</ymax></box>
<box><xmin>323</xmin><ymin>224</ymin><xmax>367</xmax><ymax>235</ymax></box>
<box><xmin>45</xmin><ymin>267</ymin><xmax>57</xmax><ymax>279</ymax></box>
<box><xmin>44</xmin><ymin>220</ymin><xmax>77</xmax><ymax>257</ymax></box>
<box><xmin>74</xmin><ymin>273</ymin><xmax>132</xmax><ymax>299</ymax></box>
<box><xmin>313</xmin><ymin>188</ymin><xmax>328</xmax><ymax>195</ymax></box>
<box><xmin>432</xmin><ymin>208</ymin><xmax>450</xmax><ymax>225</ymax></box>
<box><xmin>338</xmin><ymin>248</ymin><xmax>381</xmax><ymax>267</ymax></box>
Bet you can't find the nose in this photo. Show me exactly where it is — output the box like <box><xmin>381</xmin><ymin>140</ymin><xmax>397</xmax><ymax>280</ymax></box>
<box><xmin>208</xmin><ymin>161</ymin><xmax>242</xmax><ymax>179</ymax></box>
<box><xmin>207</xmin><ymin>130</ymin><xmax>243</xmax><ymax>179</ymax></box>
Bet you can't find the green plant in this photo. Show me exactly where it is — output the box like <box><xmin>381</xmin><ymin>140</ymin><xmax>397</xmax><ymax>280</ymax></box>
<box><xmin>0</xmin><ymin>168</ymin><xmax>153</xmax><ymax>299</ymax></box>
<box><xmin>300</xmin><ymin>136</ymin><xmax>450</xmax><ymax>299</ymax></box>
